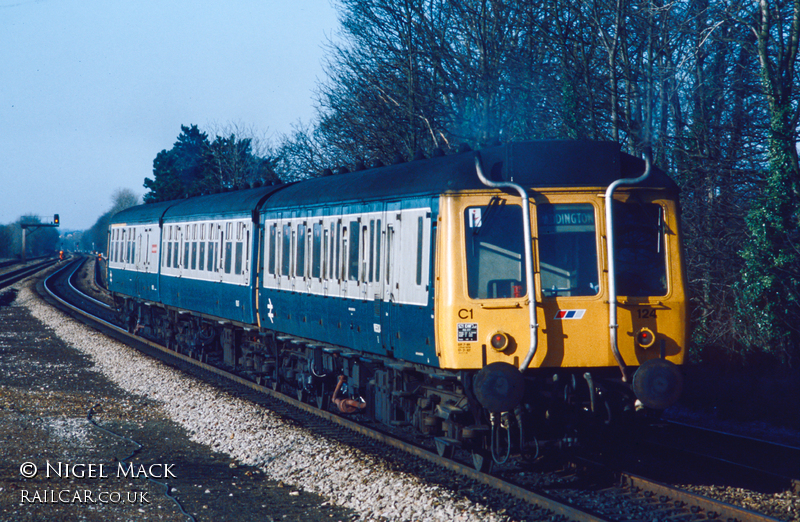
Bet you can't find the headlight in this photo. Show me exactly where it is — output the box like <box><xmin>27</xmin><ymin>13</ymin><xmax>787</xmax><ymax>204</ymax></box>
<box><xmin>636</xmin><ymin>327</ymin><xmax>656</xmax><ymax>349</ymax></box>
<box><xmin>489</xmin><ymin>331</ymin><xmax>509</xmax><ymax>352</ymax></box>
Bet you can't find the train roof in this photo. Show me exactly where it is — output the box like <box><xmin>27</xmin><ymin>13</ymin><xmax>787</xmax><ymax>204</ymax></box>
<box><xmin>110</xmin><ymin>141</ymin><xmax>677</xmax><ymax>226</ymax></box>
<box><xmin>262</xmin><ymin>140</ymin><xmax>677</xmax><ymax>209</ymax></box>
<box><xmin>160</xmin><ymin>184</ymin><xmax>285</xmax><ymax>222</ymax></box>
<box><xmin>110</xmin><ymin>185</ymin><xmax>286</xmax><ymax>226</ymax></box>
<box><xmin>110</xmin><ymin>200</ymin><xmax>174</xmax><ymax>226</ymax></box>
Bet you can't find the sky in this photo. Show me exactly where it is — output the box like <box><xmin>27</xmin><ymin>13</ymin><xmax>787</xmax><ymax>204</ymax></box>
<box><xmin>0</xmin><ymin>0</ymin><xmax>339</xmax><ymax>230</ymax></box>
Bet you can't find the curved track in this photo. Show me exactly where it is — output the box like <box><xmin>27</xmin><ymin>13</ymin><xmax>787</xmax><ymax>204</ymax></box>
<box><xmin>40</xmin><ymin>256</ymin><xmax>789</xmax><ymax>522</ymax></box>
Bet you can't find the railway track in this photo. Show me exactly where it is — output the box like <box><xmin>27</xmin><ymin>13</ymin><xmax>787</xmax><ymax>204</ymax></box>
<box><xmin>0</xmin><ymin>257</ymin><xmax>58</xmax><ymax>290</ymax></box>
<box><xmin>39</xmin><ymin>256</ymin><xmax>792</xmax><ymax>522</ymax></box>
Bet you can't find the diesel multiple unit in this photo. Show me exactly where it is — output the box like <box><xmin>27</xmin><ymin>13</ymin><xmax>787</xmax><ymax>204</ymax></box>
<box><xmin>108</xmin><ymin>141</ymin><xmax>687</xmax><ymax>468</ymax></box>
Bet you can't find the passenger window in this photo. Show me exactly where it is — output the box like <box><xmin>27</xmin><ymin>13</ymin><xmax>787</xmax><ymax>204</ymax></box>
<box><xmin>613</xmin><ymin>202</ymin><xmax>667</xmax><ymax>296</ymax></box>
<box><xmin>538</xmin><ymin>203</ymin><xmax>599</xmax><ymax>297</ymax></box>
<box><xmin>296</xmin><ymin>224</ymin><xmax>306</xmax><ymax>277</ymax></box>
<box><xmin>268</xmin><ymin>224</ymin><xmax>277</xmax><ymax>275</ymax></box>
<box><xmin>361</xmin><ymin>225</ymin><xmax>369</xmax><ymax>282</ymax></box>
<box><xmin>235</xmin><ymin>242</ymin><xmax>243</xmax><ymax>275</ymax></box>
<box><xmin>191</xmin><ymin>242</ymin><xmax>197</xmax><ymax>270</ymax></box>
<box><xmin>368</xmin><ymin>221</ymin><xmax>375</xmax><ymax>282</ymax></box>
<box><xmin>335</xmin><ymin>222</ymin><xmax>342</xmax><ymax>280</ymax></box>
<box><xmin>375</xmin><ymin>220</ymin><xmax>382</xmax><ymax>282</ymax></box>
<box><xmin>464</xmin><ymin>202</ymin><xmax>526</xmax><ymax>299</ymax></box>
<box><xmin>415</xmin><ymin>216</ymin><xmax>424</xmax><ymax>286</ymax></box>
<box><xmin>208</xmin><ymin>242</ymin><xmax>215</xmax><ymax>272</ymax></box>
<box><xmin>224</xmin><ymin>242</ymin><xmax>233</xmax><ymax>274</ymax></box>
<box><xmin>199</xmin><ymin>242</ymin><xmax>205</xmax><ymax>271</ymax></box>
<box><xmin>323</xmin><ymin>229</ymin><xmax>329</xmax><ymax>279</ymax></box>
<box><xmin>281</xmin><ymin>224</ymin><xmax>291</xmax><ymax>276</ymax></box>
<box><xmin>348</xmin><ymin>221</ymin><xmax>359</xmax><ymax>281</ymax></box>
<box><xmin>312</xmin><ymin>223</ymin><xmax>322</xmax><ymax>279</ymax></box>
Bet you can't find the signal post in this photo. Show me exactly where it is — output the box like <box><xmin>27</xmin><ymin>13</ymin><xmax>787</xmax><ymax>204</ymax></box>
<box><xmin>20</xmin><ymin>214</ymin><xmax>59</xmax><ymax>262</ymax></box>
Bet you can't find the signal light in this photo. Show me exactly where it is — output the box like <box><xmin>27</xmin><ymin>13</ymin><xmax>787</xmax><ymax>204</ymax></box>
<box><xmin>54</xmin><ymin>214</ymin><xmax>60</xmax><ymax>225</ymax></box>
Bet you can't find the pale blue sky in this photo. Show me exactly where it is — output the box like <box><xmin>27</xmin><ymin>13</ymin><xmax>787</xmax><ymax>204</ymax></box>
<box><xmin>1</xmin><ymin>0</ymin><xmax>338</xmax><ymax>230</ymax></box>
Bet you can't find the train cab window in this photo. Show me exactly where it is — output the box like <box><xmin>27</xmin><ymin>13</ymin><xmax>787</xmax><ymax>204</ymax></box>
<box><xmin>538</xmin><ymin>204</ymin><xmax>599</xmax><ymax>297</ymax></box>
<box><xmin>613</xmin><ymin>202</ymin><xmax>667</xmax><ymax>296</ymax></box>
<box><xmin>465</xmin><ymin>202</ymin><xmax>527</xmax><ymax>299</ymax></box>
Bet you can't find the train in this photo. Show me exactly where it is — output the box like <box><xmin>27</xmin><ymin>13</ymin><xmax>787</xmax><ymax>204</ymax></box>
<box><xmin>107</xmin><ymin>140</ymin><xmax>686</xmax><ymax>469</ymax></box>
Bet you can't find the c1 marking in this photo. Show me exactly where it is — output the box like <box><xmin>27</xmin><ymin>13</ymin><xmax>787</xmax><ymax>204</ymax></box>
<box><xmin>458</xmin><ymin>308</ymin><xmax>474</xmax><ymax>319</ymax></box>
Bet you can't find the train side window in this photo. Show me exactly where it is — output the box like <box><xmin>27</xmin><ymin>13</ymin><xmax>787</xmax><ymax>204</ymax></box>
<box><xmin>208</xmin><ymin>241</ymin><xmax>215</xmax><ymax>272</ymax></box>
<box><xmin>323</xmin><ymin>228</ymin><xmax>329</xmax><ymax>280</ymax></box>
<box><xmin>281</xmin><ymin>224</ymin><xmax>291</xmax><ymax>276</ymax></box>
<box><xmin>191</xmin><ymin>241</ymin><xmax>197</xmax><ymax>270</ymax></box>
<box><xmin>296</xmin><ymin>223</ymin><xmax>306</xmax><ymax>278</ymax></box>
<box><xmin>464</xmin><ymin>203</ymin><xmax>527</xmax><ymax>299</ymax></box>
<box><xmin>341</xmin><ymin>226</ymin><xmax>348</xmax><ymax>280</ymax></box>
<box><xmin>335</xmin><ymin>221</ymin><xmax>342</xmax><ymax>281</ymax></box>
<box><xmin>328</xmin><ymin>223</ymin><xmax>335</xmax><ymax>279</ymax></box>
<box><xmin>199</xmin><ymin>241</ymin><xmax>205</xmax><ymax>271</ymax></box>
<box><xmin>368</xmin><ymin>220</ymin><xmax>375</xmax><ymax>282</ymax></box>
<box><xmin>361</xmin><ymin>224</ymin><xmax>369</xmax><ymax>282</ymax></box>
<box><xmin>224</xmin><ymin>241</ymin><xmax>233</xmax><ymax>274</ymax></box>
<box><xmin>166</xmin><ymin>243</ymin><xmax>172</xmax><ymax>268</ymax></box>
<box><xmin>538</xmin><ymin>203</ymin><xmax>599</xmax><ymax>297</ymax></box>
<box><xmin>348</xmin><ymin>221</ymin><xmax>359</xmax><ymax>281</ymax></box>
<box><xmin>415</xmin><ymin>216</ymin><xmax>424</xmax><ymax>286</ymax></box>
<box><xmin>613</xmin><ymin>202</ymin><xmax>667</xmax><ymax>296</ymax></box>
<box><xmin>385</xmin><ymin>225</ymin><xmax>394</xmax><ymax>286</ymax></box>
<box><xmin>235</xmin><ymin>242</ymin><xmax>243</xmax><ymax>275</ymax></box>
<box><xmin>268</xmin><ymin>224</ymin><xmax>277</xmax><ymax>275</ymax></box>
<box><xmin>375</xmin><ymin>219</ymin><xmax>382</xmax><ymax>283</ymax></box>
<box><xmin>184</xmin><ymin>241</ymin><xmax>190</xmax><ymax>269</ymax></box>
<box><xmin>312</xmin><ymin>222</ymin><xmax>322</xmax><ymax>279</ymax></box>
